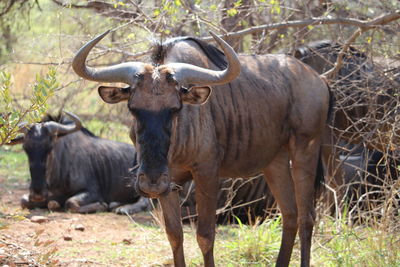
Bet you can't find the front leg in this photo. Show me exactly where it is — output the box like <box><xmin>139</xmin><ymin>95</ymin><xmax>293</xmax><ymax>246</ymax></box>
<box><xmin>20</xmin><ymin>194</ymin><xmax>47</xmax><ymax>209</ymax></box>
<box><xmin>193</xmin><ymin>172</ymin><xmax>219</xmax><ymax>267</ymax></box>
<box><xmin>159</xmin><ymin>190</ymin><xmax>185</xmax><ymax>267</ymax></box>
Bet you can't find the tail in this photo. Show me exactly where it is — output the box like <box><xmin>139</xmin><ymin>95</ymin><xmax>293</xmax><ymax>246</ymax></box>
<box><xmin>321</xmin><ymin>76</ymin><xmax>335</xmax><ymax>125</ymax></box>
<box><xmin>314</xmin><ymin>151</ymin><xmax>325</xmax><ymax>200</ymax></box>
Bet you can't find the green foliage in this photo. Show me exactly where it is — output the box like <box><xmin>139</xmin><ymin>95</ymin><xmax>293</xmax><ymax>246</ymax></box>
<box><xmin>0</xmin><ymin>1</ymin><xmax>40</xmax><ymax>63</ymax></box>
<box><xmin>0</xmin><ymin>68</ymin><xmax>58</xmax><ymax>146</ymax></box>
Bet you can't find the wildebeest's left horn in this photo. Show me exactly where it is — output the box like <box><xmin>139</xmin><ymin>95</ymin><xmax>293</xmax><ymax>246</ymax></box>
<box><xmin>72</xmin><ymin>30</ymin><xmax>144</xmax><ymax>85</ymax></box>
<box><xmin>169</xmin><ymin>31</ymin><xmax>241</xmax><ymax>86</ymax></box>
<box><xmin>45</xmin><ymin>111</ymin><xmax>82</xmax><ymax>136</ymax></box>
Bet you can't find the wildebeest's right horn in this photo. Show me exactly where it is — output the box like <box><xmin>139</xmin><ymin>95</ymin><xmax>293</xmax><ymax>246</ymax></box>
<box><xmin>45</xmin><ymin>111</ymin><xmax>82</xmax><ymax>136</ymax></box>
<box><xmin>168</xmin><ymin>31</ymin><xmax>241</xmax><ymax>86</ymax></box>
<box><xmin>72</xmin><ymin>30</ymin><xmax>144</xmax><ymax>85</ymax></box>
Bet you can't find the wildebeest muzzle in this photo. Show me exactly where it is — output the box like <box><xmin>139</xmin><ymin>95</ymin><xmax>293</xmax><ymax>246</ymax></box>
<box><xmin>135</xmin><ymin>166</ymin><xmax>171</xmax><ymax>198</ymax></box>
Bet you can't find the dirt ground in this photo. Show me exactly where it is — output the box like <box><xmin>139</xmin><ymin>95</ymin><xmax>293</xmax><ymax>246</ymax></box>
<box><xmin>0</xmin><ymin>181</ymin><xmax>183</xmax><ymax>267</ymax></box>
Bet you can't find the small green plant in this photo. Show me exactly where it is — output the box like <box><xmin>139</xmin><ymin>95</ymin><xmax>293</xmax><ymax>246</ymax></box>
<box><xmin>0</xmin><ymin>68</ymin><xmax>58</xmax><ymax>146</ymax></box>
<box><xmin>220</xmin><ymin>216</ymin><xmax>282</xmax><ymax>266</ymax></box>
<box><xmin>314</xmin><ymin>215</ymin><xmax>400</xmax><ymax>267</ymax></box>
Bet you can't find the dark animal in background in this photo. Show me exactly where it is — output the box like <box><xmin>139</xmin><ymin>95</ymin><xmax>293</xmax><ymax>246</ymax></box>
<box><xmin>339</xmin><ymin>143</ymin><xmax>399</xmax><ymax>216</ymax></box>
<box><xmin>179</xmin><ymin>176</ymin><xmax>275</xmax><ymax>224</ymax></box>
<box><xmin>8</xmin><ymin>112</ymin><xmax>150</xmax><ymax>214</ymax></box>
<box><xmin>294</xmin><ymin>40</ymin><xmax>400</xmax><ymax>152</ymax></box>
<box><xmin>294</xmin><ymin>40</ymin><xmax>400</xmax><ymax>211</ymax></box>
<box><xmin>72</xmin><ymin>30</ymin><xmax>331</xmax><ymax>267</ymax></box>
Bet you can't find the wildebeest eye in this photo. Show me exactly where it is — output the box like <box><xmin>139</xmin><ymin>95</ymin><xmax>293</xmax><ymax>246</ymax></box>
<box><xmin>166</xmin><ymin>72</ymin><xmax>177</xmax><ymax>84</ymax></box>
<box><xmin>121</xmin><ymin>86</ymin><xmax>131</xmax><ymax>93</ymax></box>
<box><xmin>180</xmin><ymin>86</ymin><xmax>189</xmax><ymax>94</ymax></box>
<box><xmin>134</xmin><ymin>73</ymin><xmax>144</xmax><ymax>80</ymax></box>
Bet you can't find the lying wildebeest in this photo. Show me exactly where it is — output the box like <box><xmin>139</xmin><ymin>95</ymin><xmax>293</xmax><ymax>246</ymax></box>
<box><xmin>10</xmin><ymin>112</ymin><xmax>274</xmax><ymax>220</ymax></box>
<box><xmin>72</xmin><ymin>31</ymin><xmax>331</xmax><ymax>267</ymax></box>
<box><xmin>339</xmin><ymin>142</ymin><xmax>399</xmax><ymax>217</ymax></box>
<box><xmin>8</xmin><ymin>112</ymin><xmax>150</xmax><ymax>214</ymax></box>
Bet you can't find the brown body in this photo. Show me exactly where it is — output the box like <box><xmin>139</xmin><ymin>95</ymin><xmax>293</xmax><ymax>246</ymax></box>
<box><xmin>72</xmin><ymin>32</ymin><xmax>331</xmax><ymax>267</ymax></box>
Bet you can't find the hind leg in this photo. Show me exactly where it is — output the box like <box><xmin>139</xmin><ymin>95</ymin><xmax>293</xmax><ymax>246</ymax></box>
<box><xmin>289</xmin><ymin>134</ymin><xmax>322</xmax><ymax>267</ymax></box>
<box><xmin>65</xmin><ymin>192</ymin><xmax>107</xmax><ymax>213</ymax></box>
<box><xmin>114</xmin><ymin>197</ymin><xmax>152</xmax><ymax>214</ymax></box>
<box><xmin>263</xmin><ymin>148</ymin><xmax>297</xmax><ymax>267</ymax></box>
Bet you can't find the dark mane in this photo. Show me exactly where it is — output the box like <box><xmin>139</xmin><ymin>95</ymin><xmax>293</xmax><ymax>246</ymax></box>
<box><xmin>41</xmin><ymin>113</ymin><xmax>97</xmax><ymax>138</ymax></box>
<box><xmin>151</xmin><ymin>36</ymin><xmax>228</xmax><ymax>70</ymax></box>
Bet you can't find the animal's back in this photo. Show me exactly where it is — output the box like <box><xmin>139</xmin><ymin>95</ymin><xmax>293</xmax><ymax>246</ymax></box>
<box><xmin>47</xmin><ymin>130</ymin><xmax>137</xmax><ymax>203</ymax></box>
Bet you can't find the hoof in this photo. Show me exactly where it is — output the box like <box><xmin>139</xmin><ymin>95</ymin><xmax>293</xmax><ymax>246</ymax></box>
<box><xmin>65</xmin><ymin>199</ymin><xmax>80</xmax><ymax>213</ymax></box>
<box><xmin>48</xmin><ymin>200</ymin><xmax>61</xmax><ymax>210</ymax></box>
<box><xmin>20</xmin><ymin>194</ymin><xmax>30</xmax><ymax>209</ymax></box>
<box><xmin>20</xmin><ymin>194</ymin><xmax>47</xmax><ymax>209</ymax></box>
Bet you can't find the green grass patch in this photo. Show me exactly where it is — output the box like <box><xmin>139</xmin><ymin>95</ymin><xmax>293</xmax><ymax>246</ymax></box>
<box><xmin>0</xmin><ymin>146</ymin><xmax>29</xmax><ymax>186</ymax></box>
<box><xmin>313</xmin><ymin>216</ymin><xmax>400</xmax><ymax>267</ymax></box>
<box><xmin>215</xmin><ymin>217</ymin><xmax>282</xmax><ymax>266</ymax></box>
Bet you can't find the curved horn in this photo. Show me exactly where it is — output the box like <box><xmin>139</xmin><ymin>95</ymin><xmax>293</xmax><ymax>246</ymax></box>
<box><xmin>72</xmin><ymin>30</ymin><xmax>144</xmax><ymax>85</ymax></box>
<box><xmin>44</xmin><ymin>111</ymin><xmax>82</xmax><ymax>136</ymax></box>
<box><xmin>168</xmin><ymin>31</ymin><xmax>241</xmax><ymax>86</ymax></box>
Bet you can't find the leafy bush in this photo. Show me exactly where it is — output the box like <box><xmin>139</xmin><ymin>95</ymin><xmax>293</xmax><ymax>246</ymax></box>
<box><xmin>0</xmin><ymin>68</ymin><xmax>58</xmax><ymax>146</ymax></box>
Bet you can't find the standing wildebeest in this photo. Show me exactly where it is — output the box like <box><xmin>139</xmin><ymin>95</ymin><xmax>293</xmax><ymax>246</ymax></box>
<box><xmin>72</xmin><ymin>31</ymin><xmax>331</xmax><ymax>267</ymax></box>
<box><xmin>8</xmin><ymin>112</ymin><xmax>150</xmax><ymax>214</ymax></box>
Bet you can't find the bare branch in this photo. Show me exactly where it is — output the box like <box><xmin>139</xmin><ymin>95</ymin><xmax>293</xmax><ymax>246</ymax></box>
<box><xmin>200</xmin><ymin>10</ymin><xmax>400</xmax><ymax>41</ymax></box>
<box><xmin>322</xmin><ymin>28</ymin><xmax>364</xmax><ymax>79</ymax></box>
<box><xmin>51</xmin><ymin>0</ymin><xmax>140</xmax><ymax>20</ymax></box>
<box><xmin>321</xmin><ymin>11</ymin><xmax>400</xmax><ymax>79</ymax></box>
<box><xmin>0</xmin><ymin>0</ymin><xmax>17</xmax><ymax>17</ymax></box>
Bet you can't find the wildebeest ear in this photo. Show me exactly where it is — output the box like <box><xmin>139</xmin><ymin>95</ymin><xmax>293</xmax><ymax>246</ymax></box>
<box><xmin>294</xmin><ymin>49</ymin><xmax>303</xmax><ymax>59</ymax></box>
<box><xmin>98</xmin><ymin>86</ymin><xmax>130</xmax><ymax>104</ymax></box>
<box><xmin>181</xmin><ymin>86</ymin><xmax>212</xmax><ymax>105</ymax></box>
